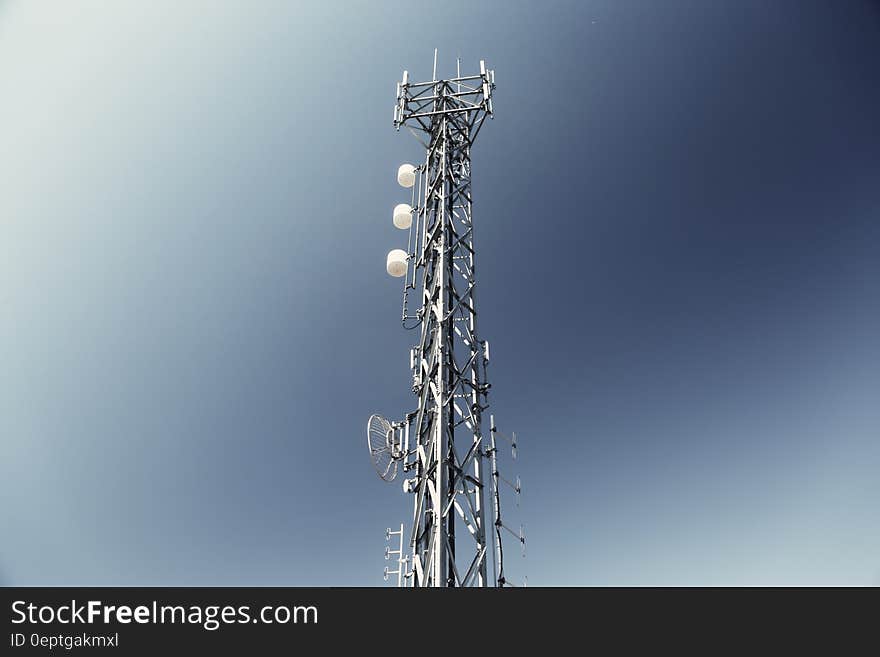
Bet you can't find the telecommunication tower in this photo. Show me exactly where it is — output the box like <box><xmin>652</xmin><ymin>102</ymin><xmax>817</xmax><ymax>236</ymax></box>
<box><xmin>367</xmin><ymin>52</ymin><xmax>524</xmax><ymax>587</ymax></box>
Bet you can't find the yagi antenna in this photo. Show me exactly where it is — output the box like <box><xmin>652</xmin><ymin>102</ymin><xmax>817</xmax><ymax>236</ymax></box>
<box><xmin>493</xmin><ymin>425</ymin><xmax>518</xmax><ymax>460</ymax></box>
<box><xmin>383</xmin><ymin>524</ymin><xmax>407</xmax><ymax>587</ymax></box>
<box><xmin>489</xmin><ymin>414</ymin><xmax>526</xmax><ymax>584</ymax></box>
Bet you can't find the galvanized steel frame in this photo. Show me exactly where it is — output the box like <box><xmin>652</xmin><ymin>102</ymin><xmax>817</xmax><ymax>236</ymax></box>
<box><xmin>395</xmin><ymin>60</ymin><xmax>496</xmax><ymax>587</ymax></box>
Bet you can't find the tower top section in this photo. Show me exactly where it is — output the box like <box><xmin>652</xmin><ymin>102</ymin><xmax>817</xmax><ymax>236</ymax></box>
<box><xmin>393</xmin><ymin>58</ymin><xmax>495</xmax><ymax>135</ymax></box>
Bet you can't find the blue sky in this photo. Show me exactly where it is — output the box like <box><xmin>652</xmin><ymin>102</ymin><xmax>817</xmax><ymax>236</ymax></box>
<box><xmin>1</xmin><ymin>0</ymin><xmax>878</xmax><ymax>585</ymax></box>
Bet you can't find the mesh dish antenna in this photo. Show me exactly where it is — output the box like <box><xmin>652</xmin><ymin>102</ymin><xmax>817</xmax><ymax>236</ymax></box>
<box><xmin>367</xmin><ymin>414</ymin><xmax>401</xmax><ymax>482</ymax></box>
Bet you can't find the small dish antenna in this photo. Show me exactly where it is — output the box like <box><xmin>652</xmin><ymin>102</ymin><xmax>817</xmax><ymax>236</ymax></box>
<box><xmin>367</xmin><ymin>414</ymin><xmax>403</xmax><ymax>482</ymax></box>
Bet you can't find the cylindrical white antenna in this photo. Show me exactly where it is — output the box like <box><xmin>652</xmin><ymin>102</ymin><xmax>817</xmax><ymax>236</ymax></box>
<box><xmin>393</xmin><ymin>203</ymin><xmax>413</xmax><ymax>229</ymax></box>
<box><xmin>397</xmin><ymin>163</ymin><xmax>416</xmax><ymax>188</ymax></box>
<box><xmin>386</xmin><ymin>249</ymin><xmax>408</xmax><ymax>277</ymax></box>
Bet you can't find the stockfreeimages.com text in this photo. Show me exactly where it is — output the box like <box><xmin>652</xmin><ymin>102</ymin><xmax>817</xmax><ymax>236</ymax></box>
<box><xmin>11</xmin><ymin>600</ymin><xmax>317</xmax><ymax>631</ymax></box>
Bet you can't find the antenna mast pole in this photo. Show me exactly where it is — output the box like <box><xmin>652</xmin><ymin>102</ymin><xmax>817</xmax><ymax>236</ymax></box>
<box><xmin>397</xmin><ymin>55</ymin><xmax>494</xmax><ymax>587</ymax></box>
<box><xmin>370</xmin><ymin>55</ymin><xmax>522</xmax><ymax>587</ymax></box>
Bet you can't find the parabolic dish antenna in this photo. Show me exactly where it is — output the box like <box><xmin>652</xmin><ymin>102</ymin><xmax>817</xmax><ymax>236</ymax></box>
<box><xmin>367</xmin><ymin>414</ymin><xmax>400</xmax><ymax>482</ymax></box>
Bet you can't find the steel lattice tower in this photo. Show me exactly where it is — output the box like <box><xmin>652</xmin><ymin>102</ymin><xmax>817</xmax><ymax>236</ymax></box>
<box><xmin>368</xmin><ymin>55</ymin><xmax>522</xmax><ymax>588</ymax></box>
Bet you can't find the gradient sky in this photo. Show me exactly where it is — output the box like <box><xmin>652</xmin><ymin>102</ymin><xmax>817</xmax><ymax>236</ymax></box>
<box><xmin>1</xmin><ymin>0</ymin><xmax>878</xmax><ymax>586</ymax></box>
